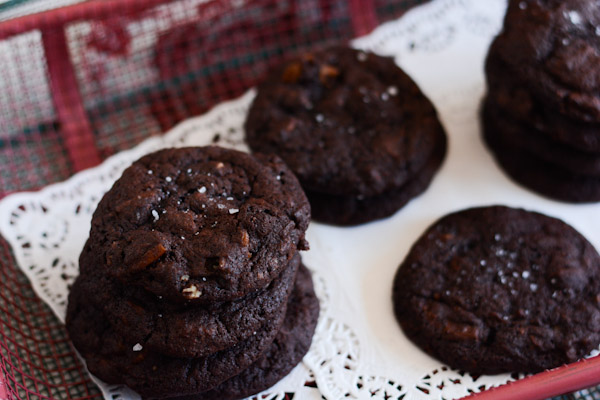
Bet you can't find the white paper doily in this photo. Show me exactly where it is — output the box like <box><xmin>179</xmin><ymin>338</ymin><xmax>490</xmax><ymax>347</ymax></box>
<box><xmin>2</xmin><ymin>0</ymin><xmax>600</xmax><ymax>399</ymax></box>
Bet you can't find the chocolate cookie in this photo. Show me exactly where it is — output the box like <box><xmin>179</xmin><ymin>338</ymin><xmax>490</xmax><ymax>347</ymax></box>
<box><xmin>84</xmin><ymin>146</ymin><xmax>310</xmax><ymax>304</ymax></box>
<box><xmin>308</xmin><ymin>128</ymin><xmax>446</xmax><ymax>225</ymax></box>
<box><xmin>174</xmin><ymin>264</ymin><xmax>319</xmax><ymax>400</ymax></box>
<box><xmin>491</xmin><ymin>0</ymin><xmax>600</xmax><ymax>123</ymax></box>
<box><xmin>245</xmin><ymin>46</ymin><xmax>446</xmax><ymax>224</ymax></box>
<box><xmin>485</xmin><ymin>46</ymin><xmax>600</xmax><ymax>154</ymax></box>
<box><xmin>483</xmin><ymin>97</ymin><xmax>600</xmax><ymax>177</ymax></box>
<box><xmin>67</xmin><ymin>271</ymin><xmax>289</xmax><ymax>398</ymax></box>
<box><xmin>483</xmin><ymin>102</ymin><xmax>600</xmax><ymax>203</ymax></box>
<box><xmin>393</xmin><ymin>206</ymin><xmax>600</xmax><ymax>375</ymax></box>
<box><xmin>76</xmin><ymin>244</ymin><xmax>299</xmax><ymax>358</ymax></box>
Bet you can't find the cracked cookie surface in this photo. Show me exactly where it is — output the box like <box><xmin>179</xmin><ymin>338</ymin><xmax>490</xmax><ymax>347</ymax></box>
<box><xmin>393</xmin><ymin>206</ymin><xmax>600</xmax><ymax>374</ymax></box>
<box><xmin>84</xmin><ymin>146</ymin><xmax>310</xmax><ymax>304</ymax></box>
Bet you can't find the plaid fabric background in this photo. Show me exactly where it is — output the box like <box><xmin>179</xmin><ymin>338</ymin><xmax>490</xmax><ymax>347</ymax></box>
<box><xmin>0</xmin><ymin>0</ymin><xmax>598</xmax><ymax>399</ymax></box>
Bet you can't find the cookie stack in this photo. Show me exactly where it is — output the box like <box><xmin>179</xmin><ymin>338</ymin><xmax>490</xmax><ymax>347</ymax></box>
<box><xmin>245</xmin><ymin>46</ymin><xmax>447</xmax><ymax>226</ymax></box>
<box><xmin>483</xmin><ymin>0</ymin><xmax>600</xmax><ymax>202</ymax></box>
<box><xmin>66</xmin><ymin>146</ymin><xmax>319</xmax><ymax>399</ymax></box>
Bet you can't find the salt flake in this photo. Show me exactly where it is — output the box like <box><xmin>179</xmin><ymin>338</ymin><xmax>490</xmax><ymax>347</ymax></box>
<box><xmin>565</xmin><ymin>10</ymin><xmax>582</xmax><ymax>25</ymax></box>
<box><xmin>530</xmin><ymin>283</ymin><xmax>538</xmax><ymax>292</ymax></box>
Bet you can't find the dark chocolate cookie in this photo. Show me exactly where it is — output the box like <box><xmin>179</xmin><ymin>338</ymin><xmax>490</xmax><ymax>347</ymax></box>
<box><xmin>173</xmin><ymin>264</ymin><xmax>319</xmax><ymax>400</ymax></box>
<box><xmin>67</xmin><ymin>271</ymin><xmax>289</xmax><ymax>398</ymax></box>
<box><xmin>84</xmin><ymin>146</ymin><xmax>310</xmax><ymax>304</ymax></box>
<box><xmin>245</xmin><ymin>46</ymin><xmax>446</xmax><ymax>198</ymax></box>
<box><xmin>491</xmin><ymin>0</ymin><xmax>600</xmax><ymax>122</ymax></box>
<box><xmin>75</xmin><ymin>245</ymin><xmax>299</xmax><ymax>358</ymax></box>
<box><xmin>485</xmin><ymin>46</ymin><xmax>600</xmax><ymax>154</ymax></box>
<box><xmin>482</xmin><ymin>102</ymin><xmax>600</xmax><ymax>203</ymax></box>
<box><xmin>483</xmin><ymin>96</ymin><xmax>600</xmax><ymax>177</ymax></box>
<box><xmin>393</xmin><ymin>206</ymin><xmax>600</xmax><ymax>375</ymax></box>
<box><xmin>308</xmin><ymin>127</ymin><xmax>446</xmax><ymax>225</ymax></box>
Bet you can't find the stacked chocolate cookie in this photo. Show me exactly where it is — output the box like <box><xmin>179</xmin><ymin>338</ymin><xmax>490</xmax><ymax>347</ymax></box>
<box><xmin>483</xmin><ymin>0</ymin><xmax>600</xmax><ymax>202</ymax></box>
<box><xmin>66</xmin><ymin>146</ymin><xmax>319</xmax><ymax>399</ymax></box>
<box><xmin>245</xmin><ymin>46</ymin><xmax>447</xmax><ymax>226</ymax></box>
